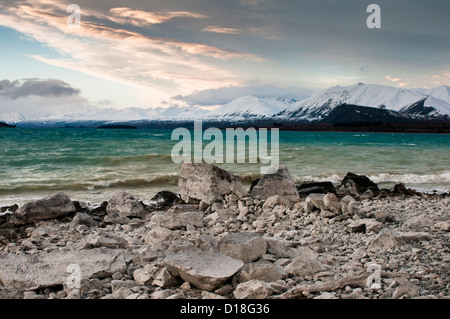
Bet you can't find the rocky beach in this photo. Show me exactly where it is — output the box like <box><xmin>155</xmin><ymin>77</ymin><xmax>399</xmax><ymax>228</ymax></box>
<box><xmin>0</xmin><ymin>163</ymin><xmax>449</xmax><ymax>300</ymax></box>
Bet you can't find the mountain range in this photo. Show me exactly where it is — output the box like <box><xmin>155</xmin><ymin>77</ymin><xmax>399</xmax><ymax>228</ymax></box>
<box><xmin>2</xmin><ymin>83</ymin><xmax>449</xmax><ymax>125</ymax></box>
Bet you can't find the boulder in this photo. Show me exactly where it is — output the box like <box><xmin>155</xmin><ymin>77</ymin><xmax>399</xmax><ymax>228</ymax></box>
<box><xmin>164</xmin><ymin>250</ymin><xmax>244</xmax><ymax>291</ymax></box>
<box><xmin>0</xmin><ymin>248</ymin><xmax>126</xmax><ymax>290</ymax></box>
<box><xmin>106</xmin><ymin>192</ymin><xmax>145</xmax><ymax>218</ymax></box>
<box><xmin>218</xmin><ymin>232</ymin><xmax>267</xmax><ymax>263</ymax></box>
<box><xmin>12</xmin><ymin>193</ymin><xmax>79</xmax><ymax>225</ymax></box>
<box><xmin>250</xmin><ymin>165</ymin><xmax>299</xmax><ymax>201</ymax></box>
<box><xmin>178</xmin><ymin>163</ymin><xmax>248</xmax><ymax>205</ymax></box>
<box><xmin>323</xmin><ymin>193</ymin><xmax>340</xmax><ymax>213</ymax></box>
<box><xmin>80</xmin><ymin>234</ymin><xmax>127</xmax><ymax>249</ymax></box>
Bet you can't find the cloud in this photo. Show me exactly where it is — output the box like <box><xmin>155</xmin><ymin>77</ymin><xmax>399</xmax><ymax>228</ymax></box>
<box><xmin>108</xmin><ymin>7</ymin><xmax>207</xmax><ymax>26</ymax></box>
<box><xmin>173</xmin><ymin>84</ymin><xmax>313</xmax><ymax>107</ymax></box>
<box><xmin>0</xmin><ymin>78</ymin><xmax>91</xmax><ymax>119</ymax></box>
<box><xmin>0</xmin><ymin>78</ymin><xmax>80</xmax><ymax>99</ymax></box>
<box><xmin>0</xmin><ymin>1</ymin><xmax>264</xmax><ymax>106</ymax></box>
<box><xmin>385</xmin><ymin>75</ymin><xmax>401</xmax><ymax>82</ymax></box>
<box><xmin>202</xmin><ymin>26</ymin><xmax>242</xmax><ymax>34</ymax></box>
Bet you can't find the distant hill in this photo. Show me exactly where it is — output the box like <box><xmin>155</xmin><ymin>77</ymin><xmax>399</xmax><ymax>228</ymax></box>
<box><xmin>0</xmin><ymin>121</ymin><xmax>16</xmax><ymax>128</ymax></box>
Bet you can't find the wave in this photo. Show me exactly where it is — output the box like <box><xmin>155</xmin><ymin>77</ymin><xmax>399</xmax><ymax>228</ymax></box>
<box><xmin>99</xmin><ymin>153</ymin><xmax>173</xmax><ymax>165</ymax></box>
<box><xmin>295</xmin><ymin>171</ymin><xmax>450</xmax><ymax>185</ymax></box>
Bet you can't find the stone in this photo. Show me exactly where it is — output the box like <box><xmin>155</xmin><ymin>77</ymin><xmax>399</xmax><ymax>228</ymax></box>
<box><xmin>368</xmin><ymin>228</ymin><xmax>400</xmax><ymax>251</ymax></box>
<box><xmin>404</xmin><ymin>214</ymin><xmax>433</xmax><ymax>230</ymax></box>
<box><xmin>297</xmin><ymin>182</ymin><xmax>336</xmax><ymax>198</ymax></box>
<box><xmin>164</xmin><ymin>250</ymin><xmax>244</xmax><ymax>291</ymax></box>
<box><xmin>435</xmin><ymin>220</ymin><xmax>450</xmax><ymax>232</ymax></box>
<box><xmin>70</xmin><ymin>212</ymin><xmax>99</xmax><ymax>228</ymax></box>
<box><xmin>80</xmin><ymin>234</ymin><xmax>127</xmax><ymax>249</ymax></box>
<box><xmin>149</xmin><ymin>210</ymin><xmax>203</xmax><ymax>230</ymax></box>
<box><xmin>305</xmin><ymin>194</ymin><xmax>326</xmax><ymax>211</ymax></box>
<box><xmin>178</xmin><ymin>163</ymin><xmax>248</xmax><ymax>205</ymax></box>
<box><xmin>106</xmin><ymin>191</ymin><xmax>145</xmax><ymax>218</ymax></box>
<box><xmin>234</xmin><ymin>279</ymin><xmax>273</xmax><ymax>299</ymax></box>
<box><xmin>144</xmin><ymin>226</ymin><xmax>181</xmax><ymax>246</ymax></box>
<box><xmin>236</xmin><ymin>260</ymin><xmax>286</xmax><ymax>283</ymax></box>
<box><xmin>392</xmin><ymin>281</ymin><xmax>420</xmax><ymax>299</ymax></box>
<box><xmin>284</xmin><ymin>255</ymin><xmax>326</xmax><ymax>277</ymax></box>
<box><xmin>346</xmin><ymin>219</ymin><xmax>383</xmax><ymax>233</ymax></box>
<box><xmin>218</xmin><ymin>232</ymin><xmax>267</xmax><ymax>263</ymax></box>
<box><xmin>12</xmin><ymin>193</ymin><xmax>79</xmax><ymax>225</ymax></box>
<box><xmin>152</xmin><ymin>267</ymin><xmax>180</xmax><ymax>288</ymax></box>
<box><xmin>0</xmin><ymin>248</ymin><xmax>126</xmax><ymax>290</ymax></box>
<box><xmin>133</xmin><ymin>264</ymin><xmax>159</xmax><ymax>286</ymax></box>
<box><xmin>195</xmin><ymin>235</ymin><xmax>218</xmax><ymax>252</ymax></box>
<box><xmin>323</xmin><ymin>193</ymin><xmax>340</xmax><ymax>213</ymax></box>
<box><xmin>150</xmin><ymin>191</ymin><xmax>181</xmax><ymax>208</ymax></box>
<box><xmin>250</xmin><ymin>165</ymin><xmax>300</xmax><ymax>201</ymax></box>
<box><xmin>337</xmin><ymin>172</ymin><xmax>379</xmax><ymax>196</ymax></box>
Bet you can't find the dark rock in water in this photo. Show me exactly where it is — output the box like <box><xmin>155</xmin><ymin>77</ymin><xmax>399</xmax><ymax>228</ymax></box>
<box><xmin>297</xmin><ymin>182</ymin><xmax>336</xmax><ymax>198</ymax></box>
<box><xmin>151</xmin><ymin>191</ymin><xmax>181</xmax><ymax>208</ymax></box>
<box><xmin>337</xmin><ymin>172</ymin><xmax>379</xmax><ymax>197</ymax></box>
<box><xmin>393</xmin><ymin>183</ymin><xmax>421</xmax><ymax>196</ymax></box>
<box><xmin>1</xmin><ymin>204</ymin><xmax>19</xmax><ymax>213</ymax></box>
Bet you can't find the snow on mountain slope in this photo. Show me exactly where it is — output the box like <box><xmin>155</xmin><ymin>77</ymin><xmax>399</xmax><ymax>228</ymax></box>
<box><xmin>28</xmin><ymin>105</ymin><xmax>209</xmax><ymax>123</ymax></box>
<box><xmin>208</xmin><ymin>95</ymin><xmax>297</xmax><ymax>119</ymax></box>
<box><xmin>279</xmin><ymin>83</ymin><xmax>450</xmax><ymax>121</ymax></box>
<box><xmin>0</xmin><ymin>112</ymin><xmax>25</xmax><ymax>124</ymax></box>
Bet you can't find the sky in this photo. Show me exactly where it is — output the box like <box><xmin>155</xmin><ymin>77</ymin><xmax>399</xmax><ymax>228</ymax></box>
<box><xmin>0</xmin><ymin>0</ymin><xmax>449</xmax><ymax>118</ymax></box>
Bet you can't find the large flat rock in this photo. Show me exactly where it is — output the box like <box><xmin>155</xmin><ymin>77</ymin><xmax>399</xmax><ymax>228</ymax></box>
<box><xmin>164</xmin><ymin>250</ymin><xmax>244</xmax><ymax>291</ymax></box>
<box><xmin>218</xmin><ymin>232</ymin><xmax>267</xmax><ymax>263</ymax></box>
<box><xmin>250</xmin><ymin>165</ymin><xmax>299</xmax><ymax>201</ymax></box>
<box><xmin>0</xmin><ymin>248</ymin><xmax>127</xmax><ymax>290</ymax></box>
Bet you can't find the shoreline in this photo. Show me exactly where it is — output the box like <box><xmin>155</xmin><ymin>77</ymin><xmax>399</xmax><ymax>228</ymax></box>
<box><xmin>0</xmin><ymin>164</ymin><xmax>449</xmax><ymax>300</ymax></box>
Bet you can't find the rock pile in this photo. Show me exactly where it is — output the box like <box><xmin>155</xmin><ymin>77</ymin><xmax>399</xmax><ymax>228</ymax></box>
<box><xmin>0</xmin><ymin>163</ymin><xmax>448</xmax><ymax>299</ymax></box>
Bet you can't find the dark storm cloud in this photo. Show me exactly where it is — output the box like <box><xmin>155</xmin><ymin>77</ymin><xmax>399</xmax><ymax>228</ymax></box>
<box><xmin>0</xmin><ymin>79</ymin><xmax>81</xmax><ymax>99</ymax></box>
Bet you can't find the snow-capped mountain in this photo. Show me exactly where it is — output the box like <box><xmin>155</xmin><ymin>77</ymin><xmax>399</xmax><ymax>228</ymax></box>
<box><xmin>207</xmin><ymin>96</ymin><xmax>297</xmax><ymax>119</ymax></box>
<box><xmin>277</xmin><ymin>83</ymin><xmax>450</xmax><ymax>121</ymax></box>
<box><xmin>0</xmin><ymin>112</ymin><xmax>25</xmax><ymax>124</ymax></box>
<box><xmin>13</xmin><ymin>83</ymin><xmax>450</xmax><ymax>125</ymax></box>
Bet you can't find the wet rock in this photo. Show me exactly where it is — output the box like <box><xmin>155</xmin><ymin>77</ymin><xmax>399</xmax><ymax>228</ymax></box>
<box><xmin>150</xmin><ymin>191</ymin><xmax>181</xmax><ymax>208</ymax></box>
<box><xmin>337</xmin><ymin>172</ymin><xmax>379</xmax><ymax>197</ymax></box>
<box><xmin>297</xmin><ymin>182</ymin><xmax>336</xmax><ymax>198</ymax></box>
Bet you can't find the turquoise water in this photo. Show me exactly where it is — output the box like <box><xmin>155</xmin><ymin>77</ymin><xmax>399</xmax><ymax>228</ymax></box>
<box><xmin>0</xmin><ymin>128</ymin><xmax>449</xmax><ymax>206</ymax></box>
